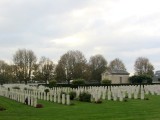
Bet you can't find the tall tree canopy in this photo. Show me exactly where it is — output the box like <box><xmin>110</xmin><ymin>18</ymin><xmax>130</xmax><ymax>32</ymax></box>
<box><xmin>108</xmin><ymin>58</ymin><xmax>126</xmax><ymax>71</ymax></box>
<box><xmin>89</xmin><ymin>54</ymin><xmax>107</xmax><ymax>83</ymax></box>
<box><xmin>55</xmin><ymin>50</ymin><xmax>88</xmax><ymax>83</ymax></box>
<box><xmin>13</xmin><ymin>49</ymin><xmax>37</xmax><ymax>84</ymax></box>
<box><xmin>34</xmin><ymin>57</ymin><xmax>55</xmax><ymax>83</ymax></box>
<box><xmin>134</xmin><ymin>57</ymin><xmax>154</xmax><ymax>77</ymax></box>
<box><xmin>0</xmin><ymin>60</ymin><xmax>11</xmax><ymax>84</ymax></box>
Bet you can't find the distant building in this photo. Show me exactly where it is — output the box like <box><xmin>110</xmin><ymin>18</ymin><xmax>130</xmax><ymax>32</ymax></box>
<box><xmin>153</xmin><ymin>70</ymin><xmax>160</xmax><ymax>83</ymax></box>
<box><xmin>101</xmin><ymin>69</ymin><xmax>130</xmax><ymax>84</ymax></box>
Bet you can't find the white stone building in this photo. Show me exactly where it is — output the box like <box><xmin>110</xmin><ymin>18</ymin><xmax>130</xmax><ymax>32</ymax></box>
<box><xmin>101</xmin><ymin>69</ymin><xmax>130</xmax><ymax>84</ymax></box>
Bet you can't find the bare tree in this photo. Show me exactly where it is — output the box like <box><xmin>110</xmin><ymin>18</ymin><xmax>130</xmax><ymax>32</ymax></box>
<box><xmin>0</xmin><ymin>60</ymin><xmax>8</xmax><ymax>84</ymax></box>
<box><xmin>13</xmin><ymin>49</ymin><xmax>37</xmax><ymax>84</ymax></box>
<box><xmin>0</xmin><ymin>60</ymin><xmax>7</xmax><ymax>73</ymax></box>
<box><xmin>0</xmin><ymin>60</ymin><xmax>14</xmax><ymax>84</ymax></box>
<box><xmin>55</xmin><ymin>50</ymin><xmax>88</xmax><ymax>84</ymax></box>
<box><xmin>89</xmin><ymin>54</ymin><xmax>107</xmax><ymax>83</ymax></box>
<box><xmin>108</xmin><ymin>58</ymin><xmax>126</xmax><ymax>71</ymax></box>
<box><xmin>134</xmin><ymin>57</ymin><xmax>154</xmax><ymax>76</ymax></box>
<box><xmin>35</xmin><ymin>56</ymin><xmax>55</xmax><ymax>83</ymax></box>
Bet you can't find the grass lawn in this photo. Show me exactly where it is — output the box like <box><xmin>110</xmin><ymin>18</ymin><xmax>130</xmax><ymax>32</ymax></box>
<box><xmin>0</xmin><ymin>95</ymin><xmax>160</xmax><ymax>120</ymax></box>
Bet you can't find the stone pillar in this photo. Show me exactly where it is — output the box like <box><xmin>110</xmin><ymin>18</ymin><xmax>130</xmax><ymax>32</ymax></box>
<box><xmin>62</xmin><ymin>94</ymin><xmax>65</xmax><ymax>105</ymax></box>
<box><xmin>50</xmin><ymin>93</ymin><xmax>53</xmax><ymax>102</ymax></box>
<box><xmin>28</xmin><ymin>96</ymin><xmax>31</xmax><ymax>105</ymax></box>
<box><xmin>31</xmin><ymin>96</ymin><xmax>34</xmax><ymax>106</ymax></box>
<box><xmin>134</xmin><ymin>91</ymin><xmax>138</xmax><ymax>99</ymax></box>
<box><xmin>46</xmin><ymin>93</ymin><xmax>49</xmax><ymax>101</ymax></box>
<box><xmin>54</xmin><ymin>93</ymin><xmax>57</xmax><ymax>103</ymax></box>
<box><xmin>57</xmin><ymin>93</ymin><xmax>61</xmax><ymax>104</ymax></box>
<box><xmin>44</xmin><ymin>92</ymin><xmax>46</xmax><ymax>101</ymax></box>
<box><xmin>108</xmin><ymin>90</ymin><xmax>111</xmax><ymax>100</ymax></box>
<box><xmin>102</xmin><ymin>91</ymin><xmax>106</xmax><ymax>100</ymax></box>
<box><xmin>141</xmin><ymin>90</ymin><xmax>144</xmax><ymax>100</ymax></box>
<box><xmin>34</xmin><ymin>97</ymin><xmax>37</xmax><ymax>107</ymax></box>
<box><xmin>66</xmin><ymin>95</ymin><xmax>70</xmax><ymax>105</ymax></box>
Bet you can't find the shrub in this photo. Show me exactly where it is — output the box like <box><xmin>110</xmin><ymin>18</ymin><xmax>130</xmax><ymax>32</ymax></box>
<box><xmin>101</xmin><ymin>79</ymin><xmax>111</xmax><ymax>85</ymax></box>
<box><xmin>8</xmin><ymin>88</ymin><xmax>10</xmax><ymax>91</ymax></box>
<box><xmin>36</xmin><ymin>104</ymin><xmax>43</xmax><ymax>108</ymax></box>
<box><xmin>44</xmin><ymin>89</ymin><xmax>50</xmax><ymax>93</ymax></box>
<box><xmin>24</xmin><ymin>88</ymin><xmax>34</xmax><ymax>91</ymax></box>
<box><xmin>129</xmin><ymin>75</ymin><xmax>152</xmax><ymax>84</ymax></box>
<box><xmin>49</xmin><ymin>80</ymin><xmax>57</xmax><ymax>86</ymax></box>
<box><xmin>95</xmin><ymin>99</ymin><xmax>102</xmax><ymax>104</ymax></box>
<box><xmin>25</xmin><ymin>97</ymin><xmax>28</xmax><ymax>105</ymax></box>
<box><xmin>0</xmin><ymin>106</ymin><xmax>6</xmax><ymax>111</ymax></box>
<box><xmin>79</xmin><ymin>92</ymin><xmax>91</xmax><ymax>102</ymax></box>
<box><xmin>72</xmin><ymin>79</ymin><xmax>85</xmax><ymax>85</ymax></box>
<box><xmin>69</xmin><ymin>91</ymin><xmax>76</xmax><ymax>100</ymax></box>
<box><xmin>12</xmin><ymin>86</ymin><xmax>20</xmax><ymax>90</ymax></box>
<box><xmin>125</xmin><ymin>96</ymin><xmax>128</xmax><ymax>99</ymax></box>
<box><xmin>24</xmin><ymin>87</ymin><xmax>27</xmax><ymax>90</ymax></box>
<box><xmin>124</xmin><ymin>98</ymin><xmax>128</xmax><ymax>102</ymax></box>
<box><xmin>144</xmin><ymin>97</ymin><xmax>149</xmax><ymax>100</ymax></box>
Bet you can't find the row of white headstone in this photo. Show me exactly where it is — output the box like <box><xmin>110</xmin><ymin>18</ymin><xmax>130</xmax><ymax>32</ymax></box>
<box><xmin>0</xmin><ymin>87</ymin><xmax>37</xmax><ymax>107</ymax></box>
<box><xmin>34</xmin><ymin>91</ymin><xmax>71</xmax><ymax>105</ymax></box>
<box><xmin>0</xmin><ymin>86</ymin><xmax>71</xmax><ymax>106</ymax></box>
<box><xmin>1</xmin><ymin>84</ymin><xmax>160</xmax><ymax>104</ymax></box>
<box><xmin>35</xmin><ymin>85</ymin><xmax>146</xmax><ymax>102</ymax></box>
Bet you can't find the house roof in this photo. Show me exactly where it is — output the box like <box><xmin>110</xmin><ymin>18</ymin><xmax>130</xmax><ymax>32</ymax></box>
<box><xmin>104</xmin><ymin>69</ymin><xmax>130</xmax><ymax>75</ymax></box>
<box><xmin>111</xmin><ymin>69</ymin><xmax>129</xmax><ymax>75</ymax></box>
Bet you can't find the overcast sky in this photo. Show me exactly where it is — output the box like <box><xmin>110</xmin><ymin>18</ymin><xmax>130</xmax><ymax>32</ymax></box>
<box><xmin>0</xmin><ymin>0</ymin><xmax>160</xmax><ymax>75</ymax></box>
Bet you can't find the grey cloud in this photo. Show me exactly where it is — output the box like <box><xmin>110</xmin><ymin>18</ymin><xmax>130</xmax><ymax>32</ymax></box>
<box><xmin>0</xmin><ymin>0</ymin><xmax>91</xmax><ymax>41</ymax></box>
<box><xmin>0</xmin><ymin>0</ymin><xmax>160</xmax><ymax>74</ymax></box>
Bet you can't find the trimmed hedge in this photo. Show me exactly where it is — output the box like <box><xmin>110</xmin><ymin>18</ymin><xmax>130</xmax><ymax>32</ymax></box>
<box><xmin>72</xmin><ymin>79</ymin><xmax>85</xmax><ymax>85</ymax></box>
<box><xmin>39</xmin><ymin>83</ymin><xmax>160</xmax><ymax>89</ymax></box>
<box><xmin>49</xmin><ymin>80</ymin><xmax>57</xmax><ymax>86</ymax></box>
<box><xmin>101</xmin><ymin>79</ymin><xmax>111</xmax><ymax>85</ymax></box>
<box><xmin>12</xmin><ymin>86</ymin><xmax>20</xmax><ymax>90</ymax></box>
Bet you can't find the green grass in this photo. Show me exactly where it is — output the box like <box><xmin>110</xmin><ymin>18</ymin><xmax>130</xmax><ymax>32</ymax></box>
<box><xmin>0</xmin><ymin>95</ymin><xmax>160</xmax><ymax>120</ymax></box>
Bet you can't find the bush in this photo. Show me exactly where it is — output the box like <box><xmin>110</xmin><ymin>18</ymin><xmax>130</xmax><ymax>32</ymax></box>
<box><xmin>44</xmin><ymin>89</ymin><xmax>50</xmax><ymax>93</ymax></box>
<box><xmin>101</xmin><ymin>79</ymin><xmax>111</xmax><ymax>85</ymax></box>
<box><xmin>25</xmin><ymin>97</ymin><xmax>28</xmax><ymax>105</ymax></box>
<box><xmin>72</xmin><ymin>79</ymin><xmax>85</xmax><ymax>85</ymax></box>
<box><xmin>48</xmin><ymin>80</ymin><xmax>57</xmax><ymax>88</ymax></box>
<box><xmin>95</xmin><ymin>99</ymin><xmax>102</xmax><ymax>104</ymax></box>
<box><xmin>49</xmin><ymin>80</ymin><xmax>57</xmax><ymax>86</ymax></box>
<box><xmin>23</xmin><ymin>87</ymin><xmax>34</xmax><ymax>91</ymax></box>
<box><xmin>12</xmin><ymin>86</ymin><xmax>20</xmax><ymax>90</ymax></box>
<box><xmin>124</xmin><ymin>98</ymin><xmax>128</xmax><ymax>102</ymax></box>
<box><xmin>0</xmin><ymin>106</ymin><xmax>6</xmax><ymax>111</ymax></box>
<box><xmin>24</xmin><ymin>87</ymin><xmax>27</xmax><ymax>90</ymax></box>
<box><xmin>79</xmin><ymin>92</ymin><xmax>91</xmax><ymax>102</ymax></box>
<box><xmin>144</xmin><ymin>97</ymin><xmax>149</xmax><ymax>100</ymax></box>
<box><xmin>8</xmin><ymin>88</ymin><xmax>10</xmax><ymax>91</ymax></box>
<box><xmin>69</xmin><ymin>91</ymin><xmax>76</xmax><ymax>100</ymax></box>
<box><xmin>36</xmin><ymin>104</ymin><xmax>43</xmax><ymax>108</ymax></box>
<box><xmin>129</xmin><ymin>75</ymin><xmax>152</xmax><ymax>84</ymax></box>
